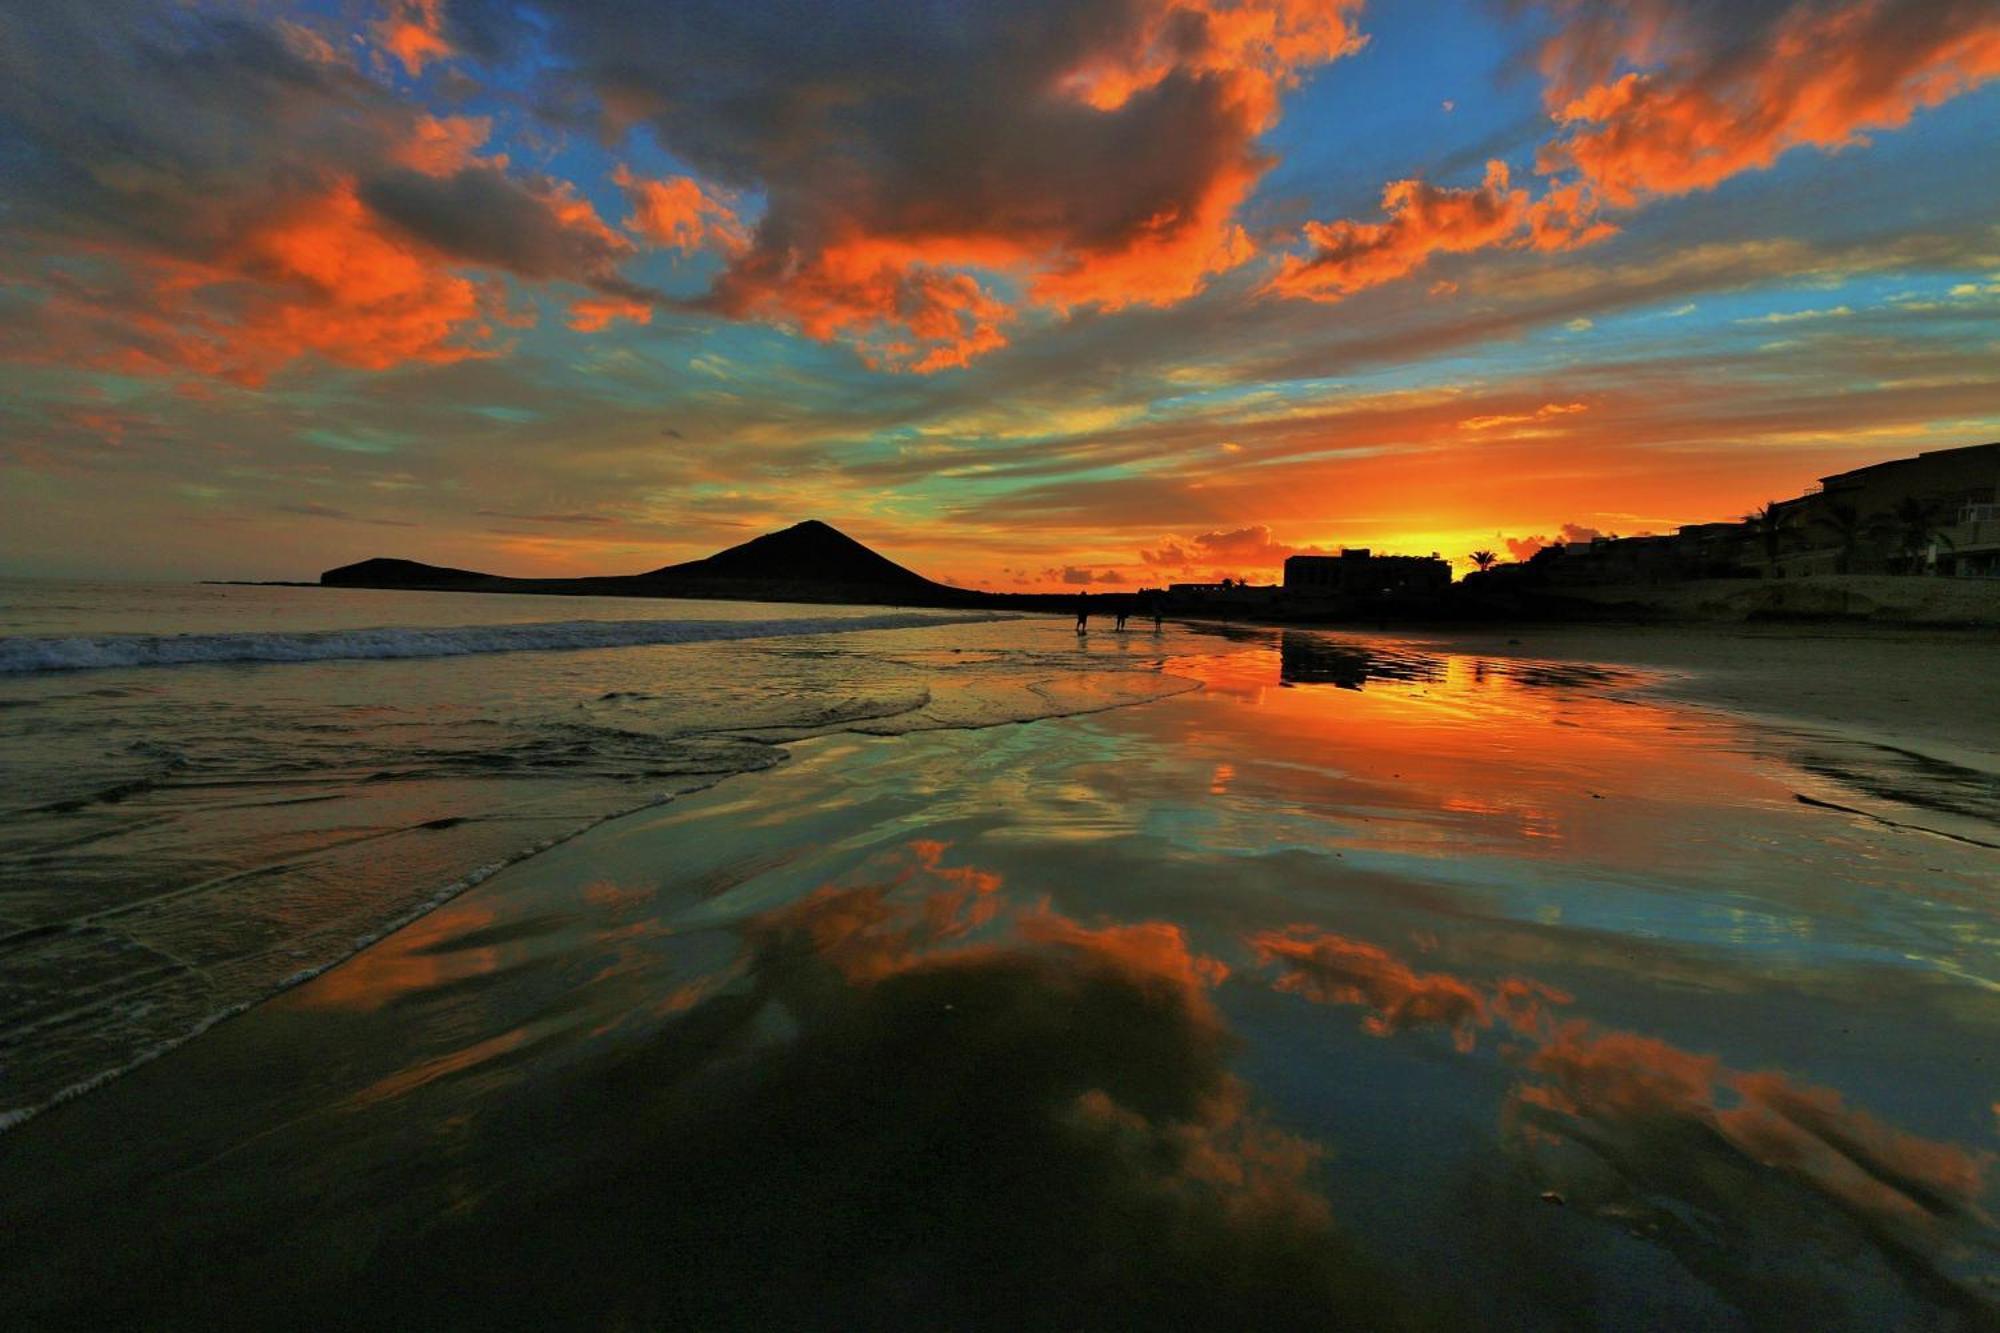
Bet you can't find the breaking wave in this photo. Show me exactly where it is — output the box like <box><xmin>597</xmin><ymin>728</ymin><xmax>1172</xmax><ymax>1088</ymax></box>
<box><xmin>0</xmin><ymin>611</ymin><xmax>1016</xmax><ymax>674</ymax></box>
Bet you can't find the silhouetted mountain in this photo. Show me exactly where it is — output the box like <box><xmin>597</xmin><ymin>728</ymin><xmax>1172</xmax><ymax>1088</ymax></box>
<box><xmin>645</xmin><ymin>520</ymin><xmax>936</xmax><ymax>590</ymax></box>
<box><xmin>315</xmin><ymin>519</ymin><xmax>1072</xmax><ymax>610</ymax></box>
<box><xmin>321</xmin><ymin>557</ymin><xmax>496</xmax><ymax>588</ymax></box>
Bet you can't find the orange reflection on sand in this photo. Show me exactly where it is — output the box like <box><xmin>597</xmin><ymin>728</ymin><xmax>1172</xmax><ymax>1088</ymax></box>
<box><xmin>1024</xmin><ymin>912</ymin><xmax>1231</xmax><ymax>991</ymax></box>
<box><xmin>1521</xmin><ymin>1024</ymin><xmax>1994</xmax><ymax>1232</ymax></box>
<box><xmin>341</xmin><ymin>1023</ymin><xmax>538</xmax><ymax>1111</ymax></box>
<box><xmin>1250</xmin><ymin>925</ymin><xmax>1567</xmax><ymax>1051</ymax></box>
<box><xmin>1250</xmin><ymin>923</ymin><xmax>1996</xmax><ymax>1300</ymax></box>
<box><xmin>750</xmin><ymin>838</ymin><xmax>1234</xmax><ymax>998</ymax></box>
<box><xmin>1156</xmin><ymin>633</ymin><xmax>1788</xmax><ymax>868</ymax></box>
<box><xmin>300</xmin><ymin>900</ymin><xmax>504</xmax><ymax>1013</ymax></box>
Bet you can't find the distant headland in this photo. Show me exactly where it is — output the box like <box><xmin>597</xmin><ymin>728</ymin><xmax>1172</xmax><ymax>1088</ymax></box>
<box><xmin>320</xmin><ymin>519</ymin><xmax>1070</xmax><ymax>612</ymax></box>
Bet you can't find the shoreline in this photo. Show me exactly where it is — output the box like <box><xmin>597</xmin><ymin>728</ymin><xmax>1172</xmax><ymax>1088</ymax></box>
<box><xmin>0</xmin><ymin>617</ymin><xmax>1192</xmax><ymax>1135</ymax></box>
<box><xmin>1187</xmin><ymin>616</ymin><xmax>2000</xmax><ymax>775</ymax></box>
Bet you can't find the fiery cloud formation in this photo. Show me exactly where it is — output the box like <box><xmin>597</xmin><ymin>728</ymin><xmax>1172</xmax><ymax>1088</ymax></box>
<box><xmin>1267</xmin><ymin>161</ymin><xmax>1538</xmax><ymax>302</ymax></box>
<box><xmin>1</xmin><ymin>0</ymin><xmax>1997</xmax><ymax>581</ymax></box>
<box><xmin>1142</xmin><ymin>524</ymin><xmax>1327</xmax><ymax>574</ymax></box>
<box><xmin>1267</xmin><ymin>0</ymin><xmax>2000</xmax><ymax>303</ymax></box>
<box><xmin>1535</xmin><ymin>0</ymin><xmax>2000</xmax><ymax>206</ymax></box>
<box><xmin>504</xmin><ymin>0</ymin><xmax>1369</xmax><ymax>370</ymax></box>
<box><xmin>613</xmin><ymin>168</ymin><xmax>746</xmax><ymax>255</ymax></box>
<box><xmin>0</xmin><ymin>3</ymin><xmax>650</xmax><ymax>385</ymax></box>
<box><xmin>1514</xmin><ymin>1022</ymin><xmax>1997</xmax><ymax>1312</ymax></box>
<box><xmin>372</xmin><ymin>0</ymin><xmax>454</xmax><ymax>75</ymax></box>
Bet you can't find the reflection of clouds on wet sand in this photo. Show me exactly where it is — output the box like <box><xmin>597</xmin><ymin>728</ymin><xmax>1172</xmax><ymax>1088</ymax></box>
<box><xmin>1250</xmin><ymin>924</ymin><xmax>2000</xmax><ymax>1322</ymax></box>
<box><xmin>326</xmin><ymin>843</ymin><xmax>1424</xmax><ymax>1330</ymax></box>
<box><xmin>1250</xmin><ymin>925</ymin><xmax>1569</xmax><ymax>1051</ymax></box>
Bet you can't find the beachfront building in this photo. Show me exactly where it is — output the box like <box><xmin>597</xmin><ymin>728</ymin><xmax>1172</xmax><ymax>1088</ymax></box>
<box><xmin>1521</xmin><ymin>441</ymin><xmax>2000</xmax><ymax>584</ymax></box>
<box><xmin>1161</xmin><ymin>580</ymin><xmax>1281</xmax><ymax>611</ymax></box>
<box><xmin>1768</xmin><ymin>441</ymin><xmax>2000</xmax><ymax>578</ymax></box>
<box><xmin>1521</xmin><ymin>525</ymin><xmax>1754</xmax><ymax>586</ymax></box>
<box><xmin>1936</xmin><ymin>502</ymin><xmax>2000</xmax><ymax>578</ymax></box>
<box><xmin>1283</xmin><ymin>549</ymin><xmax>1452</xmax><ymax>599</ymax></box>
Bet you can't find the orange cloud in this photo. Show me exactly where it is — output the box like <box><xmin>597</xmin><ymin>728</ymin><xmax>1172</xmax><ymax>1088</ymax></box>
<box><xmin>566</xmin><ymin>295</ymin><xmax>652</xmax><ymax>332</ymax></box>
<box><xmin>1459</xmin><ymin>401</ymin><xmax>1590</xmax><ymax>431</ymax></box>
<box><xmin>1060</xmin><ymin>0</ymin><xmax>1366</xmax><ymax>116</ymax></box>
<box><xmin>228</xmin><ymin>181</ymin><xmax>524</xmax><ymax>378</ymax></box>
<box><xmin>715</xmin><ymin>238</ymin><xmax>1016</xmax><ymax>374</ymax></box>
<box><xmin>388</xmin><ymin>113</ymin><xmax>493</xmax><ymax>176</ymax></box>
<box><xmin>613</xmin><ymin>167</ymin><xmax>747</xmax><ymax>254</ymax></box>
<box><xmin>1027</xmin><ymin>161</ymin><xmax>1262</xmax><ymax>316</ymax></box>
<box><xmin>1519</xmin><ymin>1021</ymin><xmax>1994</xmax><ymax>1243</ymax></box>
<box><xmin>1141</xmin><ymin>523</ymin><xmax>1328</xmax><ymax>572</ymax></box>
<box><xmin>1264</xmin><ymin>160</ymin><xmax>1537</xmax><ymax>302</ymax></box>
<box><xmin>0</xmin><ymin>9</ymin><xmax>674</xmax><ymax>383</ymax></box>
<box><xmin>1523</xmin><ymin>179</ymin><xmax>1618</xmax><ymax>251</ymax></box>
<box><xmin>18</xmin><ymin>180</ymin><xmax>518</xmax><ymax>385</ymax></box>
<box><xmin>373</xmin><ymin>0</ymin><xmax>454</xmax><ymax>75</ymax></box>
<box><xmin>1269</xmin><ymin>0</ymin><xmax>2000</xmax><ymax>303</ymax></box>
<box><xmin>611</xmin><ymin>0</ymin><xmax>1370</xmax><ymax>370</ymax></box>
<box><xmin>1536</xmin><ymin>0</ymin><xmax>2000</xmax><ymax>207</ymax></box>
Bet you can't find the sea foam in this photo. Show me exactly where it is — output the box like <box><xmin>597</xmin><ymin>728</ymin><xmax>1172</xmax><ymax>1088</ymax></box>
<box><xmin>0</xmin><ymin>611</ymin><xmax>1015</xmax><ymax>674</ymax></box>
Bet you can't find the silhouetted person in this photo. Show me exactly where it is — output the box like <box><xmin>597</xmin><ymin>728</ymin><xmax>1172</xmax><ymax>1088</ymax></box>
<box><xmin>1114</xmin><ymin>602</ymin><xmax>1129</xmax><ymax>631</ymax></box>
<box><xmin>1075</xmin><ymin>592</ymin><xmax>1089</xmax><ymax>635</ymax></box>
<box><xmin>1152</xmin><ymin>602</ymin><xmax>1163</xmax><ymax>632</ymax></box>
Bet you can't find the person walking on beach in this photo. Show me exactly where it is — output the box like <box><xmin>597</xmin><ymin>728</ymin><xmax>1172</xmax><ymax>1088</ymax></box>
<box><xmin>1114</xmin><ymin>602</ymin><xmax>1129</xmax><ymax>632</ymax></box>
<box><xmin>1075</xmin><ymin>592</ymin><xmax>1090</xmax><ymax>635</ymax></box>
<box><xmin>1152</xmin><ymin>601</ymin><xmax>1163</xmax><ymax>632</ymax></box>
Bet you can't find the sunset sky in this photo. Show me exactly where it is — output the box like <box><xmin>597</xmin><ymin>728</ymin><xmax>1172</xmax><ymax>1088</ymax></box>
<box><xmin>3</xmin><ymin>0</ymin><xmax>1998</xmax><ymax>588</ymax></box>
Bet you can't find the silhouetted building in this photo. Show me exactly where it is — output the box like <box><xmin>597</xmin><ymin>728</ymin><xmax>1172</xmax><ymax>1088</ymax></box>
<box><xmin>1284</xmin><ymin>549</ymin><xmax>1451</xmax><ymax>599</ymax></box>
<box><xmin>1509</xmin><ymin>442</ymin><xmax>2000</xmax><ymax>585</ymax></box>
<box><xmin>1770</xmin><ymin>442</ymin><xmax>1999</xmax><ymax>577</ymax></box>
<box><xmin>1940</xmin><ymin>503</ymin><xmax>2000</xmax><ymax>578</ymax></box>
<box><xmin>1162</xmin><ymin>581</ymin><xmax>1280</xmax><ymax>611</ymax></box>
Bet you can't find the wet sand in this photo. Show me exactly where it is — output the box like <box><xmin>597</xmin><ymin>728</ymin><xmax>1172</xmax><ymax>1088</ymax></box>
<box><xmin>1401</xmin><ymin>623</ymin><xmax>2000</xmax><ymax>848</ymax></box>
<box><xmin>2</xmin><ymin>622</ymin><xmax>1995</xmax><ymax>1329</ymax></box>
<box><xmin>1401</xmin><ymin>624</ymin><xmax>2000</xmax><ymax>772</ymax></box>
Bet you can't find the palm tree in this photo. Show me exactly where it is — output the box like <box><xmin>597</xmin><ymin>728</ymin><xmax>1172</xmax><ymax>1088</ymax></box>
<box><xmin>1815</xmin><ymin>500</ymin><xmax>1872</xmax><ymax>575</ymax></box>
<box><xmin>1888</xmin><ymin>496</ymin><xmax>1954</xmax><ymax>574</ymax></box>
<box><xmin>1468</xmin><ymin>549</ymin><xmax>1497</xmax><ymax>572</ymax></box>
<box><xmin>1744</xmin><ymin>502</ymin><xmax>1793</xmax><ymax>571</ymax></box>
